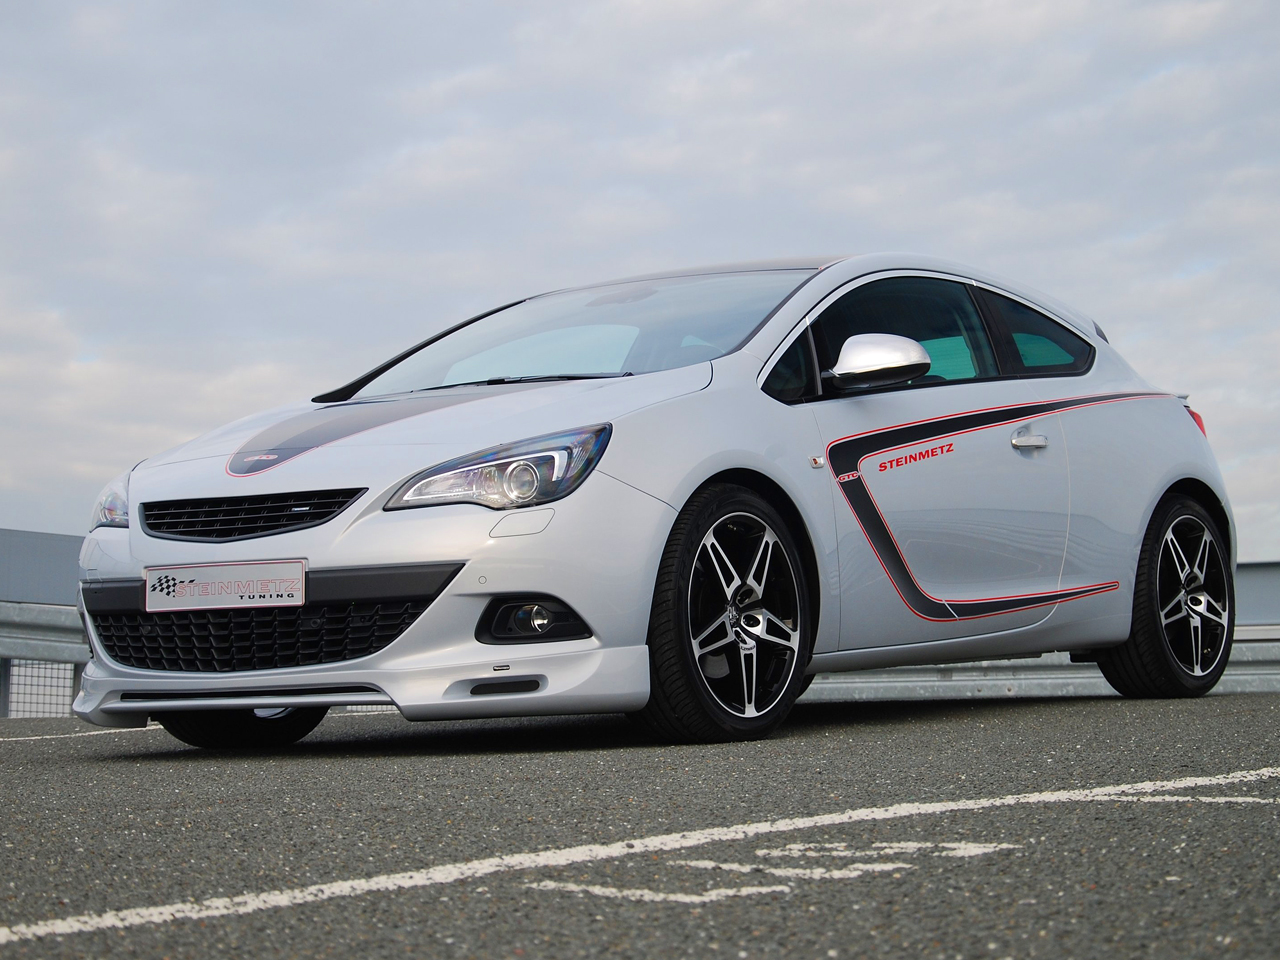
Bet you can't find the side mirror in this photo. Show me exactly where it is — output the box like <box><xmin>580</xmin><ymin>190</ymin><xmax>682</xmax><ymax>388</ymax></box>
<box><xmin>825</xmin><ymin>333</ymin><xmax>932</xmax><ymax>389</ymax></box>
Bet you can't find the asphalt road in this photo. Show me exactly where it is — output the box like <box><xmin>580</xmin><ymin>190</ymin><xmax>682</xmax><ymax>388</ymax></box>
<box><xmin>2</xmin><ymin>693</ymin><xmax>1278</xmax><ymax>959</ymax></box>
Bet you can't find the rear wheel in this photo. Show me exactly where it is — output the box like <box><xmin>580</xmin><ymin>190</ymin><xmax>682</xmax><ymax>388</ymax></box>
<box><xmin>156</xmin><ymin>707</ymin><xmax>329</xmax><ymax>749</ymax></box>
<box><xmin>637</xmin><ymin>484</ymin><xmax>813</xmax><ymax>743</ymax></box>
<box><xmin>1097</xmin><ymin>495</ymin><xmax>1233</xmax><ymax>698</ymax></box>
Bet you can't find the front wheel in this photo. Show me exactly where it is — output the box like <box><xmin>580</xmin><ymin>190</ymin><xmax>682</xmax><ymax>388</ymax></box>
<box><xmin>156</xmin><ymin>706</ymin><xmax>329</xmax><ymax>749</ymax></box>
<box><xmin>1097</xmin><ymin>495</ymin><xmax>1234</xmax><ymax>698</ymax></box>
<box><xmin>636</xmin><ymin>484</ymin><xmax>813</xmax><ymax>743</ymax></box>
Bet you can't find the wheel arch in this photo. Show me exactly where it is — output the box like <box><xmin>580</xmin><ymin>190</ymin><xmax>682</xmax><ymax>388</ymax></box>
<box><xmin>1162</xmin><ymin>477</ymin><xmax>1234</xmax><ymax>567</ymax></box>
<box><xmin>692</xmin><ymin>468</ymin><xmax>823</xmax><ymax>654</ymax></box>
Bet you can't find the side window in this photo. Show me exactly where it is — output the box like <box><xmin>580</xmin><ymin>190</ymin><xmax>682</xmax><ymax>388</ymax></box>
<box><xmin>762</xmin><ymin>330</ymin><xmax>818</xmax><ymax>402</ymax></box>
<box><xmin>809</xmin><ymin>277</ymin><xmax>998</xmax><ymax>387</ymax></box>
<box><xmin>977</xmin><ymin>289</ymin><xmax>1094</xmax><ymax>376</ymax></box>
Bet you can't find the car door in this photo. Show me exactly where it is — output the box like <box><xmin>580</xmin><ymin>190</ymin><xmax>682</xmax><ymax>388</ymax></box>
<box><xmin>969</xmin><ymin>285</ymin><xmax>1147</xmax><ymax>627</ymax></box>
<box><xmin>795</xmin><ymin>274</ymin><xmax>1074</xmax><ymax>649</ymax></box>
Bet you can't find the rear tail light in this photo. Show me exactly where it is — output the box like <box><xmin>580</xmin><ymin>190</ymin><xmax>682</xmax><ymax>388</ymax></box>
<box><xmin>1187</xmin><ymin>408</ymin><xmax>1207</xmax><ymax>436</ymax></box>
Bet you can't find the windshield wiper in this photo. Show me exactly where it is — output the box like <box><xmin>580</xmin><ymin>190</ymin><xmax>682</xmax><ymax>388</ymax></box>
<box><xmin>418</xmin><ymin>373</ymin><xmax>633</xmax><ymax>391</ymax></box>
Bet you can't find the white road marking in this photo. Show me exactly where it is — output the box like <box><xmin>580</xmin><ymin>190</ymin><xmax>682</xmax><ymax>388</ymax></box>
<box><xmin>1</xmin><ymin>765</ymin><xmax>1277</xmax><ymax>947</ymax></box>
<box><xmin>870</xmin><ymin>841</ymin><xmax>934</xmax><ymax>856</ymax></box>
<box><xmin>0</xmin><ymin>725</ymin><xmax>161</xmax><ymax>742</ymax></box>
<box><xmin>1105</xmin><ymin>794</ymin><xmax>1277</xmax><ymax>804</ymax></box>
<box><xmin>525</xmin><ymin>880</ymin><xmax>791</xmax><ymax>904</ymax></box>
<box><xmin>0</xmin><ymin>710</ymin><xmax>389</xmax><ymax>744</ymax></box>
<box><xmin>934</xmin><ymin>842</ymin><xmax>1022</xmax><ymax>858</ymax></box>
<box><xmin>673</xmin><ymin>859</ymin><xmax>911</xmax><ymax>880</ymax></box>
<box><xmin>755</xmin><ymin>840</ymin><xmax>1020</xmax><ymax>859</ymax></box>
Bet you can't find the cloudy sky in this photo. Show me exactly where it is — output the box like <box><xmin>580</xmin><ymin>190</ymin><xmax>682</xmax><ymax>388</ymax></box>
<box><xmin>1</xmin><ymin>1</ymin><xmax>1277</xmax><ymax>558</ymax></box>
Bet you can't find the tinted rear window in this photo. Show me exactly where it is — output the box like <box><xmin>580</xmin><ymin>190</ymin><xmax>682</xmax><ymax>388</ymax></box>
<box><xmin>977</xmin><ymin>289</ymin><xmax>1094</xmax><ymax>376</ymax></box>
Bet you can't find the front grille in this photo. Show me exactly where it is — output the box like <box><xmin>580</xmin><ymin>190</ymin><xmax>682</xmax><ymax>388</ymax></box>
<box><xmin>141</xmin><ymin>489</ymin><xmax>366</xmax><ymax>541</ymax></box>
<box><xmin>91</xmin><ymin>600</ymin><xmax>429</xmax><ymax>672</ymax></box>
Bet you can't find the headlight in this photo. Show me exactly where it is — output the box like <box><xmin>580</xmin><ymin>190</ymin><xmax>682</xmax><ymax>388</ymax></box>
<box><xmin>90</xmin><ymin>471</ymin><xmax>131</xmax><ymax>530</ymax></box>
<box><xmin>385</xmin><ymin>424</ymin><xmax>612</xmax><ymax>511</ymax></box>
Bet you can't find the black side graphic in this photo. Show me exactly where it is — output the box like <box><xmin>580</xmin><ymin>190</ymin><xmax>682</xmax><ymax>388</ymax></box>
<box><xmin>827</xmin><ymin>392</ymin><xmax>1165</xmax><ymax>621</ymax></box>
<box><xmin>227</xmin><ymin>385</ymin><xmax>542</xmax><ymax>476</ymax></box>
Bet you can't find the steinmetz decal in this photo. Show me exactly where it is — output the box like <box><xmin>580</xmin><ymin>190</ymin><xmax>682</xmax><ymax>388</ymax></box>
<box><xmin>878</xmin><ymin>442</ymin><xmax>954</xmax><ymax>473</ymax></box>
<box><xmin>145</xmin><ymin>560</ymin><xmax>306</xmax><ymax>612</ymax></box>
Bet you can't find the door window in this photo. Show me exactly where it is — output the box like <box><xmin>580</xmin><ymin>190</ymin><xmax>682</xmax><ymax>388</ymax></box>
<box><xmin>809</xmin><ymin>277</ymin><xmax>998</xmax><ymax>388</ymax></box>
<box><xmin>975</xmin><ymin>289</ymin><xmax>1094</xmax><ymax>376</ymax></box>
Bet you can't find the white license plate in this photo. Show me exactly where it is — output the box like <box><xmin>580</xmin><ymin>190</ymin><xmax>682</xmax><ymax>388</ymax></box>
<box><xmin>144</xmin><ymin>560</ymin><xmax>306</xmax><ymax>613</ymax></box>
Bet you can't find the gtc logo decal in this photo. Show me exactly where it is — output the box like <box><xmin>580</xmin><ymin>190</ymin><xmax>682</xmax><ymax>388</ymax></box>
<box><xmin>150</xmin><ymin>575</ymin><xmax>196</xmax><ymax>598</ymax></box>
<box><xmin>879</xmin><ymin>442</ymin><xmax>954</xmax><ymax>473</ymax></box>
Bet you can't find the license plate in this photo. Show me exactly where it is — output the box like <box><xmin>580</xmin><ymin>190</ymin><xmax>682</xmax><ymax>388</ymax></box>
<box><xmin>144</xmin><ymin>560</ymin><xmax>306</xmax><ymax>613</ymax></box>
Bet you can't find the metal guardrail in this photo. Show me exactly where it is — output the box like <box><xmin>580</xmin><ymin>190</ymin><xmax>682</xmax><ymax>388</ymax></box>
<box><xmin>0</xmin><ymin>601</ymin><xmax>89</xmax><ymax>718</ymax></box>
<box><xmin>0</xmin><ymin>601</ymin><xmax>89</xmax><ymax>662</ymax></box>
<box><xmin>0</xmin><ymin>595</ymin><xmax>1277</xmax><ymax>717</ymax></box>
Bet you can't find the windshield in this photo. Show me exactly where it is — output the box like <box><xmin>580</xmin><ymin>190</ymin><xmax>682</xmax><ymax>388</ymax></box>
<box><xmin>353</xmin><ymin>270</ymin><xmax>814</xmax><ymax>398</ymax></box>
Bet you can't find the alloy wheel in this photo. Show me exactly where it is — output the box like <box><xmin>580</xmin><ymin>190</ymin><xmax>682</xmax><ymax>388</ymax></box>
<box><xmin>686</xmin><ymin>512</ymin><xmax>802</xmax><ymax>718</ymax></box>
<box><xmin>1157</xmin><ymin>515</ymin><xmax>1230</xmax><ymax>677</ymax></box>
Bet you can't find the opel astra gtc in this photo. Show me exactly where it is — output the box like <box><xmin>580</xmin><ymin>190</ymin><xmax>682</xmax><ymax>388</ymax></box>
<box><xmin>75</xmin><ymin>254</ymin><xmax>1235</xmax><ymax>747</ymax></box>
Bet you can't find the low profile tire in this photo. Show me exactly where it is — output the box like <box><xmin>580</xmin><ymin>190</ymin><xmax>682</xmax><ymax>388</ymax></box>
<box><xmin>637</xmin><ymin>484</ymin><xmax>813</xmax><ymax>743</ymax></box>
<box><xmin>156</xmin><ymin>707</ymin><xmax>329</xmax><ymax>749</ymax></box>
<box><xmin>1097</xmin><ymin>495</ymin><xmax>1234</xmax><ymax>698</ymax></box>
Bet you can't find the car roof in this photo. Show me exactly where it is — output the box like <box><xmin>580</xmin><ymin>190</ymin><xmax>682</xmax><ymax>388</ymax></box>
<box><xmin>535</xmin><ymin>253</ymin><xmax>1100</xmax><ymax>337</ymax></box>
<box><xmin>531</xmin><ymin>257</ymin><xmax>842</xmax><ymax>298</ymax></box>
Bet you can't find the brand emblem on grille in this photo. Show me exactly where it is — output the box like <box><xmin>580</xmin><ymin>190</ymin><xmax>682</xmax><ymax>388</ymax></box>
<box><xmin>149</xmin><ymin>575</ymin><xmax>196</xmax><ymax>598</ymax></box>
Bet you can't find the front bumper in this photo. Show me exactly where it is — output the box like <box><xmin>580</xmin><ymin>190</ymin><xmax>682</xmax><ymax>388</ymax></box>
<box><xmin>74</xmin><ymin>472</ymin><xmax>671</xmax><ymax>726</ymax></box>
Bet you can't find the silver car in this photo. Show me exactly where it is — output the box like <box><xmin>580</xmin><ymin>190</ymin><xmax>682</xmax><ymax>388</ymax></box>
<box><xmin>75</xmin><ymin>254</ymin><xmax>1235</xmax><ymax>747</ymax></box>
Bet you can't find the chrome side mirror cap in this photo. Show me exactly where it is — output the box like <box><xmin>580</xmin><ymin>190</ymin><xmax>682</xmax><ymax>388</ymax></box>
<box><xmin>826</xmin><ymin>333</ymin><xmax>932</xmax><ymax>389</ymax></box>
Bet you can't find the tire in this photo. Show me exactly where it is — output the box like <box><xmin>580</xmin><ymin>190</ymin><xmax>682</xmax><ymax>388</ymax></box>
<box><xmin>156</xmin><ymin>707</ymin><xmax>329</xmax><ymax>749</ymax></box>
<box><xmin>636</xmin><ymin>484</ymin><xmax>813</xmax><ymax>743</ymax></box>
<box><xmin>1097</xmin><ymin>495</ymin><xmax>1234</xmax><ymax>698</ymax></box>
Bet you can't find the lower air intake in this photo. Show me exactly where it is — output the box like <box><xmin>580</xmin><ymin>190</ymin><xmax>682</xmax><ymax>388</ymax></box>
<box><xmin>83</xmin><ymin>562</ymin><xmax>463</xmax><ymax>673</ymax></box>
<box><xmin>92</xmin><ymin>601</ymin><xmax>429</xmax><ymax>673</ymax></box>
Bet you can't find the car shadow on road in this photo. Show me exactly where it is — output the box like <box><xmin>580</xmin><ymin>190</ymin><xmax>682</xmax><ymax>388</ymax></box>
<box><xmin>783</xmin><ymin>696</ymin><xmax>1117</xmax><ymax>733</ymax></box>
<box><xmin>92</xmin><ymin>695</ymin><xmax>1121</xmax><ymax>763</ymax></box>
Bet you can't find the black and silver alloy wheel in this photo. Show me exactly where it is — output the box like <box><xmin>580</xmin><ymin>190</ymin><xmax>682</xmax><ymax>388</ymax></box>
<box><xmin>689</xmin><ymin>513</ymin><xmax>801</xmax><ymax>718</ymax></box>
<box><xmin>637</xmin><ymin>484</ymin><xmax>812</xmax><ymax>743</ymax></box>
<box><xmin>1156</xmin><ymin>514</ymin><xmax>1230</xmax><ymax>677</ymax></box>
<box><xmin>1098</xmin><ymin>494</ymin><xmax>1234</xmax><ymax>698</ymax></box>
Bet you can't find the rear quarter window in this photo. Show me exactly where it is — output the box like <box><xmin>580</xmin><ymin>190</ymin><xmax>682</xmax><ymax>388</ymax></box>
<box><xmin>976</xmin><ymin>288</ymin><xmax>1094</xmax><ymax>376</ymax></box>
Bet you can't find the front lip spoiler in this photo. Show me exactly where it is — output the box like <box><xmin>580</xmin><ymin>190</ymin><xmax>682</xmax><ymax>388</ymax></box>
<box><xmin>104</xmin><ymin>687</ymin><xmax>394</xmax><ymax>713</ymax></box>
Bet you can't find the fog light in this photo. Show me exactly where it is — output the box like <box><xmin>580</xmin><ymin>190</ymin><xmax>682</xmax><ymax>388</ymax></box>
<box><xmin>513</xmin><ymin>603</ymin><xmax>552</xmax><ymax>634</ymax></box>
<box><xmin>476</xmin><ymin>595</ymin><xmax>592</xmax><ymax>643</ymax></box>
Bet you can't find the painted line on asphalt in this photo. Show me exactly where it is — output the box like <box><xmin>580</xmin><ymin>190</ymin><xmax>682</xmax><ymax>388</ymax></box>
<box><xmin>755</xmin><ymin>840</ymin><xmax>1020</xmax><ymax>859</ymax></box>
<box><xmin>0</xmin><ymin>725</ymin><xmax>161</xmax><ymax>742</ymax></box>
<box><xmin>672</xmin><ymin>859</ymin><xmax>911</xmax><ymax>881</ymax></box>
<box><xmin>1</xmin><ymin>765</ymin><xmax>1277</xmax><ymax>946</ymax></box>
<box><xmin>525</xmin><ymin>880</ymin><xmax>791</xmax><ymax>904</ymax></box>
<box><xmin>0</xmin><ymin>711</ymin><xmax>388</xmax><ymax>742</ymax></box>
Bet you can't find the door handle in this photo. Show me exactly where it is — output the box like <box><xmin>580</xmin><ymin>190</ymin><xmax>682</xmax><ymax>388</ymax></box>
<box><xmin>1011</xmin><ymin>434</ymin><xmax>1048</xmax><ymax>449</ymax></box>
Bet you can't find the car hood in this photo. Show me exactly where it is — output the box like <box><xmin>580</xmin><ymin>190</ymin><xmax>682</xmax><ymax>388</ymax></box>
<box><xmin>132</xmin><ymin>364</ymin><xmax>712</xmax><ymax>498</ymax></box>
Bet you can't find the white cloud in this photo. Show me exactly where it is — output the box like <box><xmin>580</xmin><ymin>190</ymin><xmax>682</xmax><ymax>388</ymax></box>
<box><xmin>0</xmin><ymin>282</ymin><xmax>339</xmax><ymax>534</ymax></box>
<box><xmin>0</xmin><ymin>0</ymin><xmax>1276</xmax><ymax>558</ymax></box>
